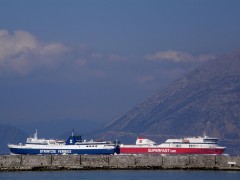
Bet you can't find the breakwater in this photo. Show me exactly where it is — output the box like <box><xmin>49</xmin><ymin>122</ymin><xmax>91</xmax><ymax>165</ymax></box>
<box><xmin>0</xmin><ymin>155</ymin><xmax>240</xmax><ymax>171</ymax></box>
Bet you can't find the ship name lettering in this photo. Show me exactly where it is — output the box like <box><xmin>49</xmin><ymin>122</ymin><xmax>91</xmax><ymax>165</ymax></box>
<box><xmin>58</xmin><ymin>150</ymin><xmax>71</xmax><ymax>154</ymax></box>
<box><xmin>148</xmin><ymin>149</ymin><xmax>173</xmax><ymax>153</ymax></box>
<box><xmin>40</xmin><ymin>150</ymin><xmax>56</xmax><ymax>153</ymax></box>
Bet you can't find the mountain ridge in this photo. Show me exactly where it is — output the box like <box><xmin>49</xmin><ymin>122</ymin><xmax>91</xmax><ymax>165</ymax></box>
<box><xmin>93</xmin><ymin>50</ymin><xmax>240</xmax><ymax>155</ymax></box>
<box><xmin>0</xmin><ymin>125</ymin><xmax>28</xmax><ymax>154</ymax></box>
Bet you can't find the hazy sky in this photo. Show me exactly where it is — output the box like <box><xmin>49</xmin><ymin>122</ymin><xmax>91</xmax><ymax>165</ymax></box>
<box><xmin>1</xmin><ymin>0</ymin><xmax>240</xmax><ymax>127</ymax></box>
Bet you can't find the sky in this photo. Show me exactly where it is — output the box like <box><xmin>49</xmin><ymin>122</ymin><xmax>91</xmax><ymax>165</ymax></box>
<box><xmin>0</xmin><ymin>0</ymin><xmax>240</xmax><ymax>131</ymax></box>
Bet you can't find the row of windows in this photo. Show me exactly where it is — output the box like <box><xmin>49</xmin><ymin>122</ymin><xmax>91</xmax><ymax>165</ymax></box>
<box><xmin>86</xmin><ymin>145</ymin><xmax>98</xmax><ymax>147</ymax></box>
<box><xmin>189</xmin><ymin>145</ymin><xmax>199</xmax><ymax>148</ymax></box>
<box><xmin>165</xmin><ymin>142</ymin><xmax>215</xmax><ymax>144</ymax></box>
<box><xmin>167</xmin><ymin>144</ymin><xmax>207</xmax><ymax>148</ymax></box>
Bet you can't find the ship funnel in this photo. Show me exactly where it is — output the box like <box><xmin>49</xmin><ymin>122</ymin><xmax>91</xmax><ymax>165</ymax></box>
<box><xmin>136</xmin><ymin>137</ymin><xmax>156</xmax><ymax>145</ymax></box>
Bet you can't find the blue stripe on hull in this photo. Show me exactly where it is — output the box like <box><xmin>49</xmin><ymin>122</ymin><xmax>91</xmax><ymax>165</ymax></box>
<box><xmin>9</xmin><ymin>148</ymin><xmax>115</xmax><ymax>155</ymax></box>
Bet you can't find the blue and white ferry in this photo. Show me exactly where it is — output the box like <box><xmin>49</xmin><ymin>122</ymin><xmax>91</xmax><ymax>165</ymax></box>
<box><xmin>8</xmin><ymin>130</ymin><xmax>119</xmax><ymax>155</ymax></box>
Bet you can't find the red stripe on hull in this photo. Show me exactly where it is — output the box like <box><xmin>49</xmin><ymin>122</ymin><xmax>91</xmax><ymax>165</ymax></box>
<box><xmin>120</xmin><ymin>147</ymin><xmax>225</xmax><ymax>155</ymax></box>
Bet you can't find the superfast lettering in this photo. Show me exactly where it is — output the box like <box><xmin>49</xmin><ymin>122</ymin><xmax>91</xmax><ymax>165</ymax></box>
<box><xmin>148</xmin><ymin>149</ymin><xmax>176</xmax><ymax>153</ymax></box>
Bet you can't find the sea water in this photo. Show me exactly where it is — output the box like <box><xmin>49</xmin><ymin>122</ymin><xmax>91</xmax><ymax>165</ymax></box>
<box><xmin>0</xmin><ymin>170</ymin><xmax>240</xmax><ymax>180</ymax></box>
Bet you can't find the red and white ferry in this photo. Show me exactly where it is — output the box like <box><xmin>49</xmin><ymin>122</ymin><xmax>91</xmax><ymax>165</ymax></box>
<box><xmin>120</xmin><ymin>135</ymin><xmax>226</xmax><ymax>155</ymax></box>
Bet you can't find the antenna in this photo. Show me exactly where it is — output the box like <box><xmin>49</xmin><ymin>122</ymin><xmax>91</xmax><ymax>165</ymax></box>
<box><xmin>34</xmin><ymin>130</ymin><xmax>38</xmax><ymax>139</ymax></box>
<box><xmin>203</xmin><ymin>131</ymin><xmax>207</xmax><ymax>138</ymax></box>
<box><xmin>72</xmin><ymin>129</ymin><xmax>74</xmax><ymax>136</ymax></box>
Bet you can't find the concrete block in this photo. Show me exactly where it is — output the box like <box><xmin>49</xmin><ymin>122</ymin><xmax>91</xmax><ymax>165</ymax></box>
<box><xmin>135</xmin><ymin>155</ymin><xmax>163</xmax><ymax>166</ymax></box>
<box><xmin>189</xmin><ymin>155</ymin><xmax>216</xmax><ymax>168</ymax></box>
<box><xmin>52</xmin><ymin>155</ymin><xmax>80</xmax><ymax>166</ymax></box>
<box><xmin>21</xmin><ymin>155</ymin><xmax>51</xmax><ymax>167</ymax></box>
<box><xmin>81</xmin><ymin>155</ymin><xmax>109</xmax><ymax>166</ymax></box>
<box><xmin>109</xmin><ymin>155</ymin><xmax>135</xmax><ymax>167</ymax></box>
<box><xmin>0</xmin><ymin>155</ymin><xmax>21</xmax><ymax>167</ymax></box>
<box><xmin>216</xmin><ymin>156</ymin><xmax>240</xmax><ymax>168</ymax></box>
<box><xmin>163</xmin><ymin>155</ymin><xmax>189</xmax><ymax>168</ymax></box>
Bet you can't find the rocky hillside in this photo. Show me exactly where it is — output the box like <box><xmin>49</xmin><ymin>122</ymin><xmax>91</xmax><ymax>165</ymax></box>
<box><xmin>94</xmin><ymin>50</ymin><xmax>240</xmax><ymax>155</ymax></box>
<box><xmin>0</xmin><ymin>125</ymin><xmax>28</xmax><ymax>154</ymax></box>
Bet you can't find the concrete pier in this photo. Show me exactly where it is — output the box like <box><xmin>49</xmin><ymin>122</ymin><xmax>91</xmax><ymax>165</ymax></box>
<box><xmin>0</xmin><ymin>155</ymin><xmax>240</xmax><ymax>171</ymax></box>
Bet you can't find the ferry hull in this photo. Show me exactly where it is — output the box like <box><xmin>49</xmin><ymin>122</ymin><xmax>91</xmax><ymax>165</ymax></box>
<box><xmin>9</xmin><ymin>147</ymin><xmax>116</xmax><ymax>155</ymax></box>
<box><xmin>120</xmin><ymin>147</ymin><xmax>225</xmax><ymax>155</ymax></box>
<box><xmin>8</xmin><ymin>130</ymin><xmax>120</xmax><ymax>155</ymax></box>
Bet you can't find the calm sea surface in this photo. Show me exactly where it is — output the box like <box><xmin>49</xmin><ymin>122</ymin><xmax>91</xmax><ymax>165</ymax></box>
<box><xmin>0</xmin><ymin>170</ymin><xmax>240</xmax><ymax>180</ymax></box>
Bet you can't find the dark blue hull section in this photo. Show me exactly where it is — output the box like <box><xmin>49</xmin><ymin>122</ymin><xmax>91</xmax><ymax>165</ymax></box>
<box><xmin>9</xmin><ymin>148</ymin><xmax>116</xmax><ymax>155</ymax></box>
